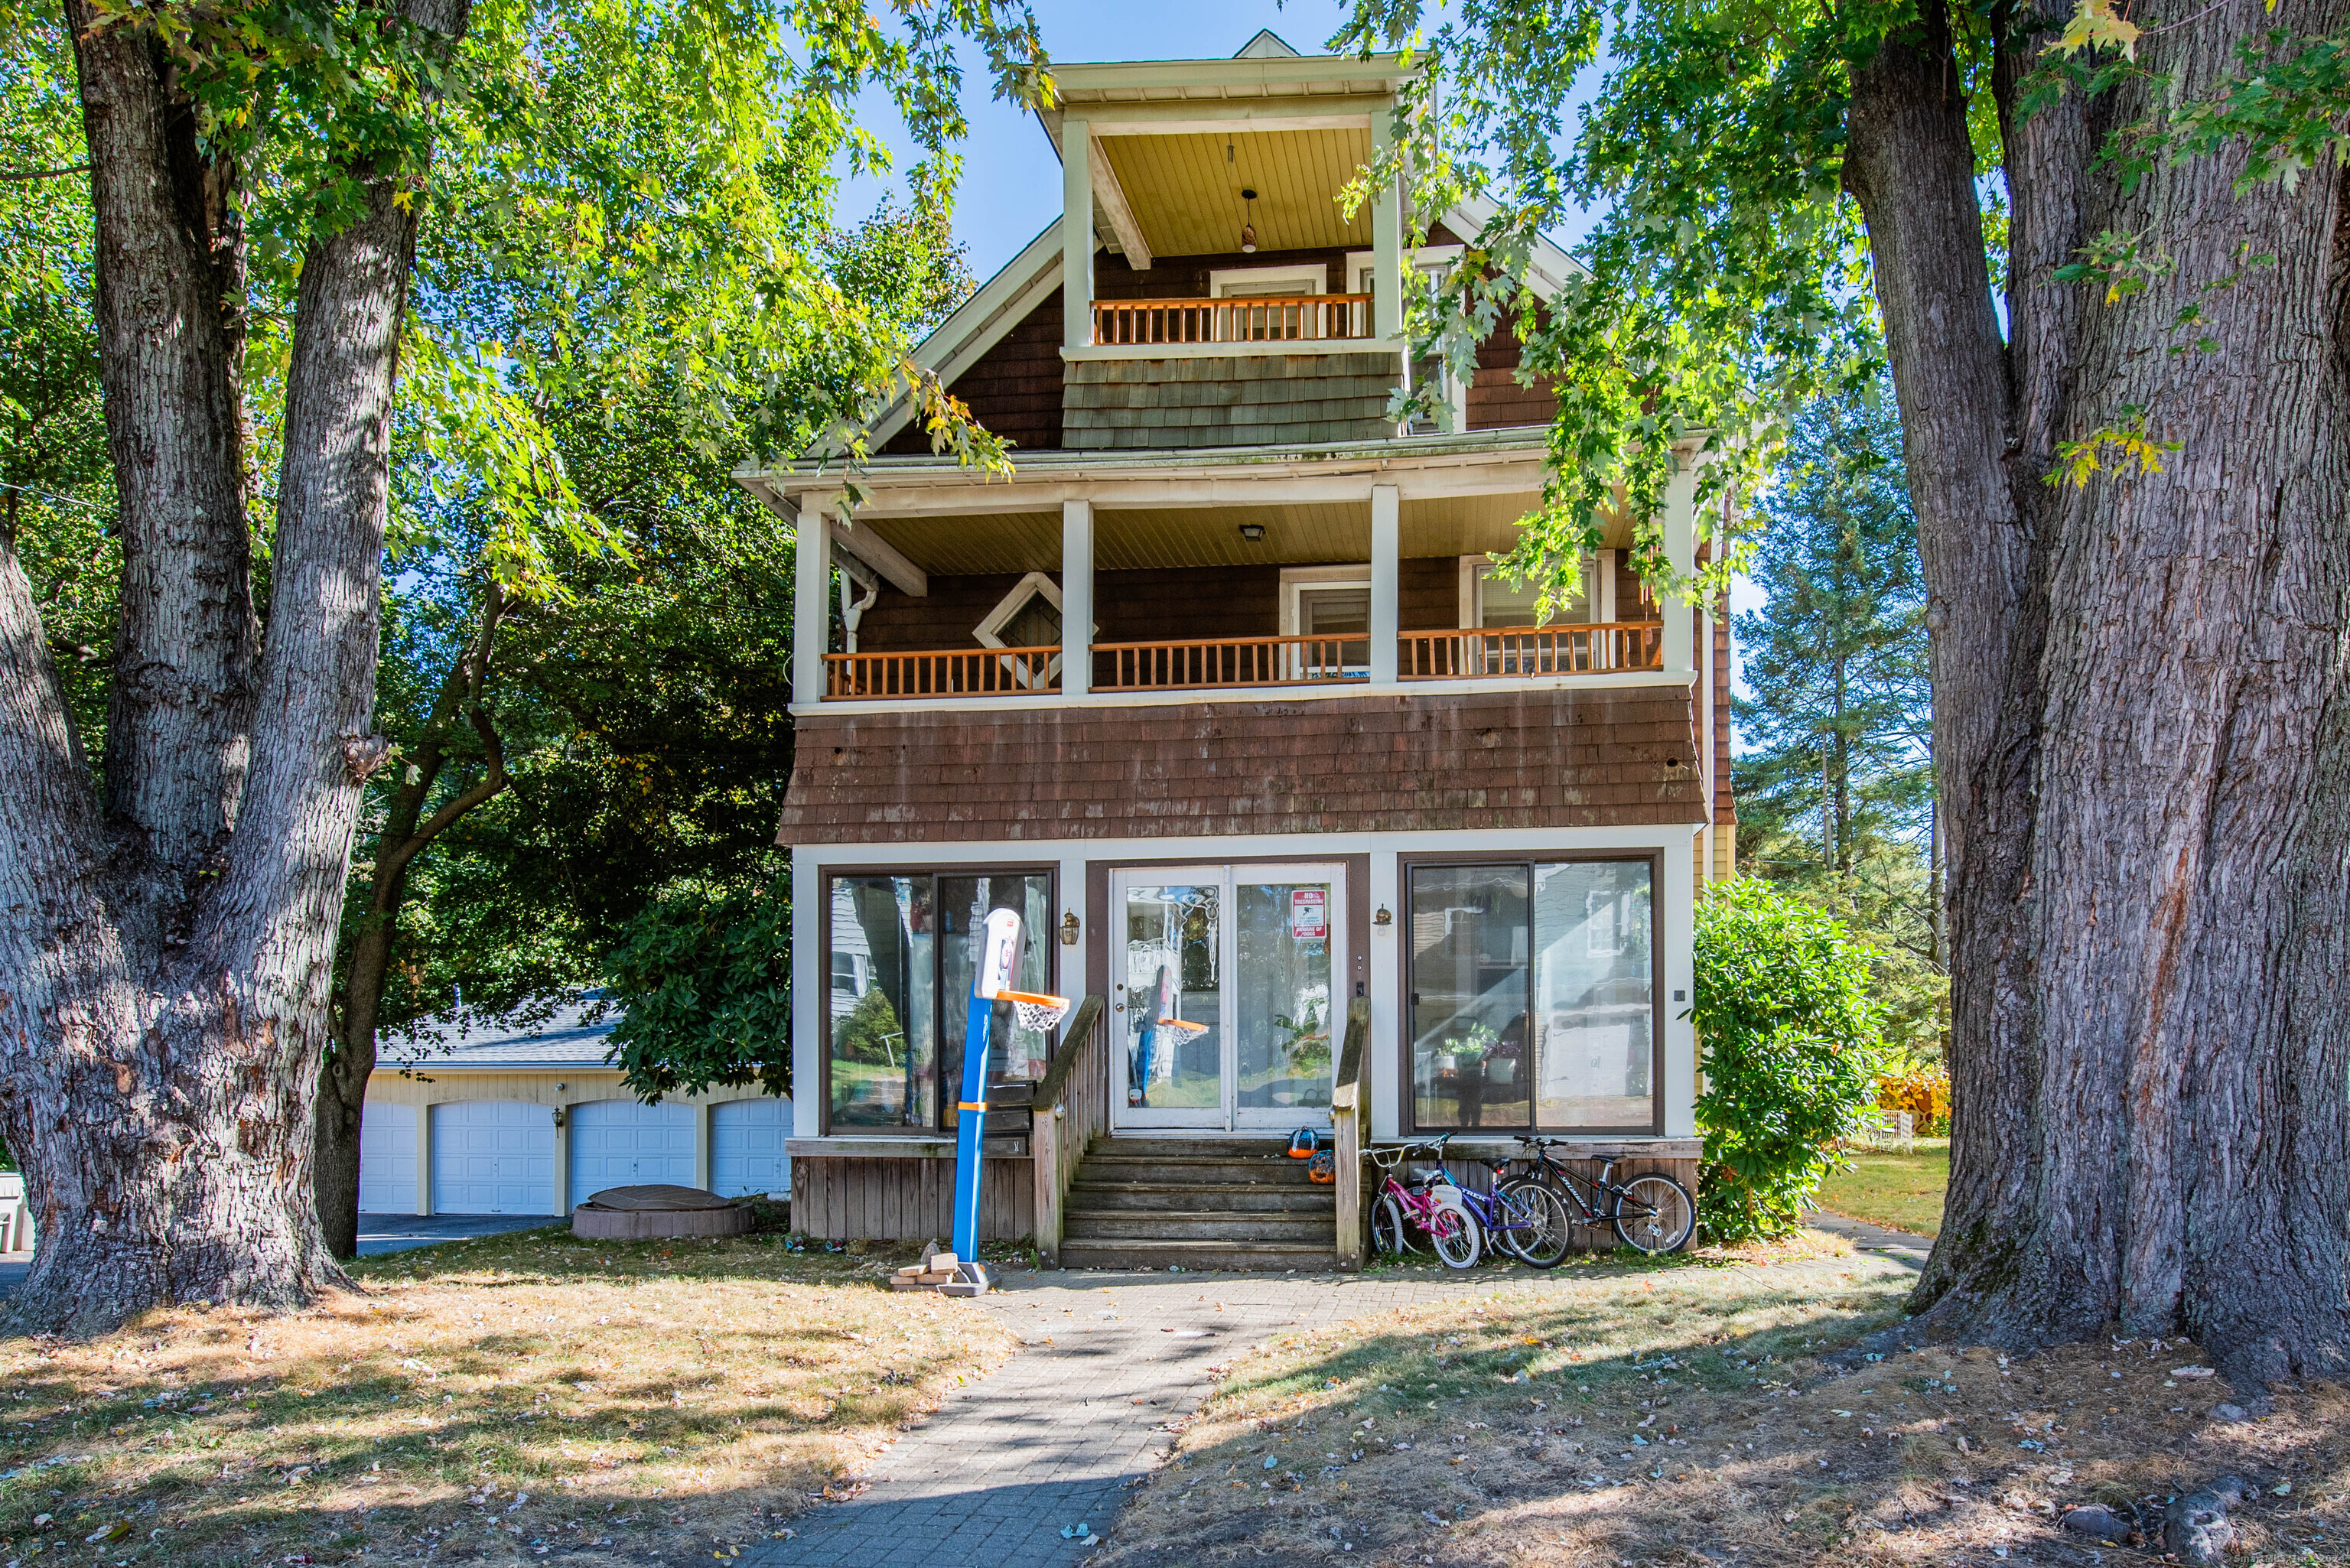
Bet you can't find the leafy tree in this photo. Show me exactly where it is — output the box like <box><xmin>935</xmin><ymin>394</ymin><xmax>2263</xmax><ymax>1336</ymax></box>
<box><xmin>1691</xmin><ymin>880</ymin><xmax>1887</xmax><ymax>1241</ymax></box>
<box><xmin>601</xmin><ymin>874</ymin><xmax>793</xmax><ymax>1103</ymax></box>
<box><xmin>0</xmin><ymin>0</ymin><xmax>1047</xmax><ymax>1334</ymax></box>
<box><xmin>1336</xmin><ymin>0</ymin><xmax>2350</xmax><ymax>1381</ymax></box>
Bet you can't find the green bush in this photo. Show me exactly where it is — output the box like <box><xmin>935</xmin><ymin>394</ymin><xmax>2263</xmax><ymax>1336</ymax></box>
<box><xmin>1691</xmin><ymin>879</ymin><xmax>1887</xmax><ymax>1241</ymax></box>
<box><xmin>604</xmin><ymin>873</ymin><xmax>791</xmax><ymax>1101</ymax></box>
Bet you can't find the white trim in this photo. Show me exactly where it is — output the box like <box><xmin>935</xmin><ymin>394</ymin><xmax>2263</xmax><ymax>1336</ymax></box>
<box><xmin>1277</xmin><ymin>563</ymin><xmax>1372</xmax><ymax>636</ymax></box>
<box><xmin>791</xmin><ymin>667</ymin><xmax>1694</xmax><ymax>720</ymax></box>
<box><xmin>1063</xmin><ymin>122</ymin><xmax>1097</xmax><ymax>357</ymax></box>
<box><xmin>975</xmin><ymin>570</ymin><xmax>1068</xmax><ymax>688</ymax></box>
<box><xmin>1089</xmin><ymin>133</ymin><xmax>1152</xmax><ymax>271</ymax></box>
<box><xmin>1598</xmin><ymin>549</ymin><xmax>1618</xmax><ymax>623</ymax></box>
<box><xmin>1207</xmin><ymin>263</ymin><xmax>1329</xmax><ymax>298</ymax></box>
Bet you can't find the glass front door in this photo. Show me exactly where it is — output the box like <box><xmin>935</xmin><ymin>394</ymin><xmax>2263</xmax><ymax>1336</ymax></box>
<box><xmin>1113</xmin><ymin>865</ymin><xmax>1346</xmax><ymax>1134</ymax></box>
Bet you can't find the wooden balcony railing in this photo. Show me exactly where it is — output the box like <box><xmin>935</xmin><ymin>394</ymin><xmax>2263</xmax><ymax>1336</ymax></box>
<box><xmin>1092</xmin><ymin>292</ymin><xmax>1374</xmax><ymax>346</ymax></box>
<box><xmin>824</xmin><ymin>645</ymin><xmax>1058</xmax><ymax>699</ymax></box>
<box><xmin>1094</xmin><ymin>633</ymin><xmax>1367</xmax><ymax>691</ymax></box>
<box><xmin>820</xmin><ymin>624</ymin><xmax>1668</xmax><ymax>699</ymax></box>
<box><xmin>1398</xmin><ymin>621</ymin><xmax>1665</xmax><ymax>679</ymax></box>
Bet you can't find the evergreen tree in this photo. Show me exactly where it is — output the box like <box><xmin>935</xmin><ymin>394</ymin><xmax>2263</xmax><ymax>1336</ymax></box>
<box><xmin>1732</xmin><ymin>386</ymin><xmax>1942</xmax><ymax>1049</ymax></box>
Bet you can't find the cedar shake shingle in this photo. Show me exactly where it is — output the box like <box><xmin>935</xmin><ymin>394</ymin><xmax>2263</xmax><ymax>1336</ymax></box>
<box><xmin>779</xmin><ymin>688</ymin><xmax>1707</xmax><ymax>844</ymax></box>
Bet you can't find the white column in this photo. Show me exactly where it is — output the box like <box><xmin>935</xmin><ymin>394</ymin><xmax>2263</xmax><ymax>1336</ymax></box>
<box><xmin>1061</xmin><ymin>499</ymin><xmax>1092</xmax><ymax>696</ymax></box>
<box><xmin>1661</xmin><ymin>460</ymin><xmax>1698</xmax><ymax>675</ymax></box>
<box><xmin>415</xmin><ymin>1105</ymin><xmax>432</xmax><ymax>1216</ymax></box>
<box><xmin>791</xmin><ymin>845</ymin><xmax>823</xmax><ymax>1139</ymax></box>
<box><xmin>1368</xmin><ymin>849</ymin><xmax>1401</xmax><ymax>1143</ymax></box>
<box><xmin>1369</xmin><ymin>484</ymin><xmax>1400</xmax><ymax>685</ymax></box>
<box><xmin>791</xmin><ymin>499</ymin><xmax>831</xmax><ymax>706</ymax></box>
<box><xmin>1058</xmin><ymin>851</ymin><xmax>1090</xmax><ymax>1010</ymax></box>
<box><xmin>1062</xmin><ymin>120</ymin><xmax>1095</xmax><ymax>352</ymax></box>
<box><xmin>1369</xmin><ymin>109</ymin><xmax>1404</xmax><ymax>343</ymax></box>
<box><xmin>1662</xmin><ymin>829</ymin><xmax>1700</xmax><ymax>1139</ymax></box>
<box><xmin>1597</xmin><ymin>548</ymin><xmax>1619</xmax><ymax>623</ymax></box>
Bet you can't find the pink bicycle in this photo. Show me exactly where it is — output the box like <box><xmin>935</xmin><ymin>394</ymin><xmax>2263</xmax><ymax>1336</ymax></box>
<box><xmin>1365</xmin><ymin>1140</ymin><xmax>1483</xmax><ymax>1268</ymax></box>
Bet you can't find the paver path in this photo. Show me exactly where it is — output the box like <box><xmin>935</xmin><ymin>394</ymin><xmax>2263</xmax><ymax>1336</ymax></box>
<box><xmin>1808</xmin><ymin>1211</ymin><xmax>1935</xmax><ymax>1270</ymax></box>
<box><xmin>744</xmin><ymin>1234</ymin><xmax>1931</xmax><ymax>1568</ymax></box>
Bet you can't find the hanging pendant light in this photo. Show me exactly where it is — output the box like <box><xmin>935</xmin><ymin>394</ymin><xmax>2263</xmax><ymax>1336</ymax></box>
<box><xmin>1239</xmin><ymin>187</ymin><xmax>1258</xmax><ymax>253</ymax></box>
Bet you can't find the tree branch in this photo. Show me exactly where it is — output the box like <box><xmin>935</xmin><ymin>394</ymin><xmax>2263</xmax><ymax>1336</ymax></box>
<box><xmin>0</xmin><ymin>164</ymin><xmax>90</xmax><ymax>183</ymax></box>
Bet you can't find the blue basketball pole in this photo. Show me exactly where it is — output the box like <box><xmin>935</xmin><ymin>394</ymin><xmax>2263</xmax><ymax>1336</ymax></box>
<box><xmin>949</xmin><ymin>910</ymin><xmax>1022</xmax><ymax>1277</ymax></box>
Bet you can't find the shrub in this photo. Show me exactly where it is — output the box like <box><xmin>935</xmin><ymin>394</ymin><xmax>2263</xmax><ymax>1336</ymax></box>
<box><xmin>1692</xmin><ymin>879</ymin><xmax>1887</xmax><ymax>1241</ymax></box>
<box><xmin>1874</xmin><ymin>1061</ymin><xmax>1952</xmax><ymax>1136</ymax></box>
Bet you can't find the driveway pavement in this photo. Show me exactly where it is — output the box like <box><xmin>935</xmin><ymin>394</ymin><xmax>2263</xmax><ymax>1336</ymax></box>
<box><xmin>357</xmin><ymin>1214</ymin><xmax>561</xmax><ymax>1255</ymax></box>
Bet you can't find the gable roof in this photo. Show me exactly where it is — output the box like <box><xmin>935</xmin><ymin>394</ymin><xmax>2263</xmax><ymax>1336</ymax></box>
<box><xmin>383</xmin><ymin>994</ymin><xmax>620</xmax><ymax>1072</ymax></box>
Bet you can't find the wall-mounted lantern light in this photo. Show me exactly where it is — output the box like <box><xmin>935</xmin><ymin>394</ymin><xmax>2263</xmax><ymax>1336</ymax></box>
<box><xmin>1059</xmin><ymin>911</ymin><xmax>1082</xmax><ymax>945</ymax></box>
<box><xmin>551</xmin><ymin>1106</ymin><xmax>567</xmax><ymax>1129</ymax></box>
<box><xmin>1374</xmin><ymin>906</ymin><xmax>1393</xmax><ymax>927</ymax></box>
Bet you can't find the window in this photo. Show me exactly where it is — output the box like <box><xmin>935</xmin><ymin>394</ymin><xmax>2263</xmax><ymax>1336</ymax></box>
<box><xmin>1346</xmin><ymin>246</ymin><xmax>1468</xmax><ymax>425</ymax></box>
<box><xmin>1278</xmin><ymin>565</ymin><xmax>1372</xmax><ymax>678</ymax></box>
<box><xmin>1406</xmin><ymin>857</ymin><xmax>1658</xmax><ymax>1134</ymax></box>
<box><xmin>1206</xmin><ymin>264</ymin><xmax>1328</xmax><ymax>299</ymax></box>
<box><xmin>975</xmin><ymin>571</ymin><xmax>1064</xmax><ymax>688</ymax></box>
<box><xmin>1461</xmin><ymin>557</ymin><xmax>1596</xmax><ymax>629</ymax></box>
<box><xmin>825</xmin><ymin>870</ymin><xmax>1055</xmax><ymax>1132</ymax></box>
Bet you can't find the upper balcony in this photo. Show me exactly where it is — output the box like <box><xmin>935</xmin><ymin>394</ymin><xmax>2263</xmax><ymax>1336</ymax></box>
<box><xmin>747</xmin><ymin>431</ymin><xmax>1707</xmax><ymax>717</ymax></box>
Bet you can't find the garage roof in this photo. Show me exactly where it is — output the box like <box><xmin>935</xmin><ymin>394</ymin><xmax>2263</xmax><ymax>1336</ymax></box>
<box><xmin>384</xmin><ymin>994</ymin><xmax>620</xmax><ymax>1072</ymax></box>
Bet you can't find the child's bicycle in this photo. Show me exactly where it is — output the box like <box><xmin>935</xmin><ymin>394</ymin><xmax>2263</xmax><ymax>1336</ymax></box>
<box><xmin>1364</xmin><ymin>1138</ymin><xmax>1483</xmax><ymax>1268</ymax></box>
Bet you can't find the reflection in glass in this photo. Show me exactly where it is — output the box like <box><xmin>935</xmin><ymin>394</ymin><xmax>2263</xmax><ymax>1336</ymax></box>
<box><xmin>1532</xmin><ymin>861</ymin><xmax>1655</xmax><ymax>1127</ymax></box>
<box><xmin>828</xmin><ymin>877</ymin><xmax>936</xmax><ymax>1128</ymax></box>
<box><xmin>1123</xmin><ymin>884</ymin><xmax>1222</xmax><ymax>1111</ymax></box>
<box><xmin>1234</xmin><ymin>883</ymin><xmax>1334</xmax><ymax>1111</ymax></box>
<box><xmin>1408</xmin><ymin>864</ymin><xmax>1531</xmax><ymax>1130</ymax></box>
<box><xmin>939</xmin><ymin>873</ymin><xmax>1054</xmax><ymax>1127</ymax></box>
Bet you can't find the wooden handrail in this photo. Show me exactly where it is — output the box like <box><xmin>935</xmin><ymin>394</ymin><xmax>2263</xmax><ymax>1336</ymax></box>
<box><xmin>1332</xmin><ymin>996</ymin><xmax>1372</xmax><ymax>1272</ymax></box>
<box><xmin>1030</xmin><ymin>994</ymin><xmax>1108</xmax><ymax>1270</ymax></box>
<box><xmin>1398</xmin><ymin>620</ymin><xmax>1665</xmax><ymax>679</ymax></box>
<box><xmin>824</xmin><ymin>644</ymin><xmax>1059</xmax><ymax>700</ymax></box>
<box><xmin>1092</xmin><ymin>292</ymin><xmax>1375</xmax><ymax>346</ymax></box>
<box><xmin>1094</xmin><ymin>632</ymin><xmax>1368</xmax><ymax>691</ymax></box>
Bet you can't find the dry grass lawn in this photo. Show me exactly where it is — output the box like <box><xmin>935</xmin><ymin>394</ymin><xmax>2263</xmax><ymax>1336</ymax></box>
<box><xmin>1815</xmin><ymin>1141</ymin><xmax>1951</xmax><ymax>1238</ymax></box>
<box><xmin>1099</xmin><ymin>1237</ymin><xmax>2349</xmax><ymax>1568</ymax></box>
<box><xmin>0</xmin><ymin>1226</ymin><xmax>1015</xmax><ymax>1567</ymax></box>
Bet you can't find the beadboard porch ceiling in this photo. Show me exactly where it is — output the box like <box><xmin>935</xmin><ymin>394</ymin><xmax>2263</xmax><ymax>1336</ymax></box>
<box><xmin>1098</xmin><ymin>128</ymin><xmax>1373</xmax><ymax>259</ymax></box>
<box><xmin>845</xmin><ymin>492</ymin><xmax>1639</xmax><ymax>577</ymax></box>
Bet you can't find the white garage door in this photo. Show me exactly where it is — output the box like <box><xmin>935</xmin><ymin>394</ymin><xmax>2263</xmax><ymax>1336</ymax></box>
<box><xmin>568</xmin><ymin>1099</ymin><xmax>696</xmax><ymax>1199</ymax></box>
<box><xmin>358</xmin><ymin>1101</ymin><xmax>418</xmax><ymax>1214</ymax></box>
<box><xmin>710</xmin><ymin>1097</ymin><xmax>793</xmax><ymax>1197</ymax></box>
<box><xmin>430</xmin><ymin>1101</ymin><xmax>556</xmax><ymax>1215</ymax></box>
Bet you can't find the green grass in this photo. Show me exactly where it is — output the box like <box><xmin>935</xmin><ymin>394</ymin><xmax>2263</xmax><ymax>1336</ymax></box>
<box><xmin>1814</xmin><ymin>1137</ymin><xmax>1949</xmax><ymax>1236</ymax></box>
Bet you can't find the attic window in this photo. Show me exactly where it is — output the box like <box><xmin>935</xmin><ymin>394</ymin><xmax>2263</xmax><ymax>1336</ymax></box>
<box><xmin>975</xmin><ymin>571</ymin><xmax>1065</xmax><ymax>687</ymax></box>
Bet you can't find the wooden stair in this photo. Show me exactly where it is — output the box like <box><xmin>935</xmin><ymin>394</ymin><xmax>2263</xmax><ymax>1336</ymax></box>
<box><xmin>1057</xmin><ymin>1137</ymin><xmax>1339</xmax><ymax>1272</ymax></box>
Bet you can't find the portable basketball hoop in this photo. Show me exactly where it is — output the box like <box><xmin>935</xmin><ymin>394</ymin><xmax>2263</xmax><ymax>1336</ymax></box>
<box><xmin>1001</xmin><ymin>990</ymin><xmax>1071</xmax><ymax>1034</ymax></box>
<box><xmin>1155</xmin><ymin>1016</ymin><xmax>1209</xmax><ymax>1033</ymax></box>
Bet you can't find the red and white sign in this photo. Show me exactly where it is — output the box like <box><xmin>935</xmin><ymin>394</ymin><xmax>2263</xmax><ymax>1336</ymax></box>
<box><xmin>1289</xmin><ymin>888</ymin><xmax>1328</xmax><ymax>940</ymax></box>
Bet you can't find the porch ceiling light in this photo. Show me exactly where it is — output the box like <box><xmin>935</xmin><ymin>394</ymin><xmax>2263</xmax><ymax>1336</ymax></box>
<box><xmin>1237</xmin><ymin>522</ymin><xmax>1267</xmax><ymax>542</ymax></box>
<box><xmin>1239</xmin><ymin>187</ymin><xmax>1259</xmax><ymax>254</ymax></box>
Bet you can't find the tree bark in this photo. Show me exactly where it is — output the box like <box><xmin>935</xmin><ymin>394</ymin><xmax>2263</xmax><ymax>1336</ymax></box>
<box><xmin>315</xmin><ymin>587</ymin><xmax>507</xmax><ymax>1258</ymax></box>
<box><xmin>1847</xmin><ymin>0</ymin><xmax>2350</xmax><ymax>1384</ymax></box>
<box><xmin>0</xmin><ymin>0</ymin><xmax>472</xmax><ymax>1335</ymax></box>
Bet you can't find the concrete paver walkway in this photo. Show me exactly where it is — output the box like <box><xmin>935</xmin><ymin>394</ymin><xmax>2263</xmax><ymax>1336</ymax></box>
<box><xmin>1808</xmin><ymin>1210</ymin><xmax>1935</xmax><ymax>1270</ymax></box>
<box><xmin>745</xmin><ymin>1246</ymin><xmax>1918</xmax><ymax>1568</ymax></box>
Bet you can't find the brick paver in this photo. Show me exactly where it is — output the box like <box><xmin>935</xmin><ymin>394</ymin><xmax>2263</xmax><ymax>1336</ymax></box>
<box><xmin>746</xmin><ymin>1228</ymin><xmax>1936</xmax><ymax>1568</ymax></box>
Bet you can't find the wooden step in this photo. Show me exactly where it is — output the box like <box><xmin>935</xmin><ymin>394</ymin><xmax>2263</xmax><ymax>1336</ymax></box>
<box><xmin>1056</xmin><ymin>1237</ymin><xmax>1340</xmax><ymax>1273</ymax></box>
<box><xmin>1063</xmin><ymin>1209</ymin><xmax>1335</xmax><ymax>1244</ymax></box>
<box><xmin>1066</xmin><ymin>1180</ymin><xmax>1333</xmax><ymax>1213</ymax></box>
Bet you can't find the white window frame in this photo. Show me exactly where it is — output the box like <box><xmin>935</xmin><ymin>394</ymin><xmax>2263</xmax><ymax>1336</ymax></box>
<box><xmin>1206</xmin><ymin>263</ymin><xmax>1330</xmax><ymax>298</ymax></box>
<box><xmin>975</xmin><ymin>570</ymin><xmax>1066</xmax><ymax>687</ymax></box>
<box><xmin>1350</xmin><ymin>245</ymin><xmax>1470</xmax><ymax>428</ymax></box>
<box><xmin>1278</xmin><ymin>564</ymin><xmax>1372</xmax><ymax>636</ymax></box>
<box><xmin>1457</xmin><ymin>555</ymin><xmax>1598</xmax><ymax>629</ymax></box>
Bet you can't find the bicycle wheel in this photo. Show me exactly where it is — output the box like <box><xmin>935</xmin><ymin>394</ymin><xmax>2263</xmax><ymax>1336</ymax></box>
<box><xmin>1612</xmin><ymin>1173</ymin><xmax>1695</xmax><ymax>1255</ymax></box>
<box><xmin>1372</xmin><ymin>1193</ymin><xmax>1416</xmax><ymax>1256</ymax></box>
<box><xmin>1428</xmin><ymin>1202</ymin><xmax>1484</xmax><ymax>1270</ymax></box>
<box><xmin>1496</xmin><ymin>1177</ymin><xmax>1574</xmax><ymax>1268</ymax></box>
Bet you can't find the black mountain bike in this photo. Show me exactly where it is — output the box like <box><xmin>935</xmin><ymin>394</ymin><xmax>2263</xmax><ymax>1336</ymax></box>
<box><xmin>1509</xmin><ymin>1135</ymin><xmax>1694</xmax><ymax>1255</ymax></box>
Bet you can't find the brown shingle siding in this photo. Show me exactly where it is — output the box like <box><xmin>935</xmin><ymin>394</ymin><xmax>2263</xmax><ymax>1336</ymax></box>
<box><xmin>780</xmin><ymin>688</ymin><xmax>1707</xmax><ymax>844</ymax></box>
<box><xmin>882</xmin><ymin>288</ymin><xmax>1066</xmax><ymax>456</ymax></box>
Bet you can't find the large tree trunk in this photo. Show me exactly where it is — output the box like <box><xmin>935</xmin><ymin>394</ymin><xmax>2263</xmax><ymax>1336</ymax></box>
<box><xmin>1847</xmin><ymin>0</ymin><xmax>2350</xmax><ymax>1385</ymax></box>
<box><xmin>315</xmin><ymin>589</ymin><xmax>507</xmax><ymax>1258</ymax></box>
<box><xmin>0</xmin><ymin>0</ymin><xmax>470</xmax><ymax>1335</ymax></box>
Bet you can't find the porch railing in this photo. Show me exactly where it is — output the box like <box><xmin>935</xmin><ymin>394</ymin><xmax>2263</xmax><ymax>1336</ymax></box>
<box><xmin>1094</xmin><ymin>633</ymin><xmax>1367</xmax><ymax>691</ymax></box>
<box><xmin>1030</xmin><ymin>994</ymin><xmax>1108</xmax><ymax>1270</ymax></box>
<box><xmin>824</xmin><ymin>645</ymin><xmax>1058</xmax><ymax>699</ymax></box>
<box><xmin>1331</xmin><ymin>996</ymin><xmax>1371</xmax><ymax>1271</ymax></box>
<box><xmin>1398</xmin><ymin>621</ymin><xmax>1665</xmax><ymax>679</ymax></box>
<box><xmin>1092</xmin><ymin>292</ymin><xmax>1375</xmax><ymax>346</ymax></box>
